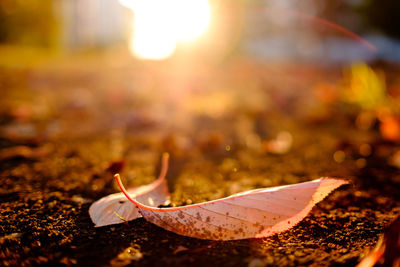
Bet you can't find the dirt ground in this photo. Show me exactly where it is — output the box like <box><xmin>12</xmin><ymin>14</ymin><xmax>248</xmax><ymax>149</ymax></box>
<box><xmin>0</xmin><ymin>52</ymin><xmax>399</xmax><ymax>266</ymax></box>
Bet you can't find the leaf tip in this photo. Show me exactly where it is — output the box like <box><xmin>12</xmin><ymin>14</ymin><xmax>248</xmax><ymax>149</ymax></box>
<box><xmin>319</xmin><ymin>177</ymin><xmax>351</xmax><ymax>185</ymax></box>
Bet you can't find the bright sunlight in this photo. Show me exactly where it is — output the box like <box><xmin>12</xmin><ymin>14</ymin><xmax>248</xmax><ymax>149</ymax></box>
<box><xmin>120</xmin><ymin>0</ymin><xmax>211</xmax><ymax>60</ymax></box>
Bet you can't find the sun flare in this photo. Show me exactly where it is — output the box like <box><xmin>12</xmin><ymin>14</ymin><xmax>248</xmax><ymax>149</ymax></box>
<box><xmin>120</xmin><ymin>0</ymin><xmax>211</xmax><ymax>60</ymax></box>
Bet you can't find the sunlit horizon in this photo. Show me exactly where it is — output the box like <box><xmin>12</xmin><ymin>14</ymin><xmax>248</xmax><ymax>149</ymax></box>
<box><xmin>120</xmin><ymin>0</ymin><xmax>211</xmax><ymax>60</ymax></box>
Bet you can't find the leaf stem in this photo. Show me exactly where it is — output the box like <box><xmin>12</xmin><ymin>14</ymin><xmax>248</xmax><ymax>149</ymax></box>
<box><xmin>114</xmin><ymin>173</ymin><xmax>145</xmax><ymax>209</ymax></box>
<box><xmin>158</xmin><ymin>152</ymin><xmax>169</xmax><ymax>180</ymax></box>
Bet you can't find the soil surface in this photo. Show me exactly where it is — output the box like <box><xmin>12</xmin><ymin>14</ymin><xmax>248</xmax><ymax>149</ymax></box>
<box><xmin>0</xmin><ymin>52</ymin><xmax>399</xmax><ymax>266</ymax></box>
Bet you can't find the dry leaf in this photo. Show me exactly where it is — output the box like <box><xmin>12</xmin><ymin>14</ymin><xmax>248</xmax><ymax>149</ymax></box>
<box><xmin>115</xmin><ymin>174</ymin><xmax>348</xmax><ymax>240</ymax></box>
<box><xmin>357</xmin><ymin>214</ymin><xmax>400</xmax><ymax>267</ymax></box>
<box><xmin>89</xmin><ymin>154</ymin><xmax>170</xmax><ymax>227</ymax></box>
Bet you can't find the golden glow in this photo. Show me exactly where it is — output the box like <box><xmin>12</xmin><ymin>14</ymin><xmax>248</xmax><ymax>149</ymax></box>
<box><xmin>120</xmin><ymin>0</ymin><xmax>211</xmax><ymax>60</ymax></box>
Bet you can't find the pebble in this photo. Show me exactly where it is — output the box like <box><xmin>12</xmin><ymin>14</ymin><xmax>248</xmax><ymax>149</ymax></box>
<box><xmin>110</xmin><ymin>245</ymin><xmax>143</xmax><ymax>266</ymax></box>
<box><xmin>248</xmin><ymin>258</ymin><xmax>267</xmax><ymax>267</ymax></box>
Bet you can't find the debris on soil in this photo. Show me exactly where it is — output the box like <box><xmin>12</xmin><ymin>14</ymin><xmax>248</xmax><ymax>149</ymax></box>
<box><xmin>110</xmin><ymin>245</ymin><xmax>143</xmax><ymax>266</ymax></box>
<box><xmin>173</xmin><ymin>245</ymin><xmax>189</xmax><ymax>255</ymax></box>
<box><xmin>0</xmin><ymin>144</ymin><xmax>52</xmax><ymax>161</ymax></box>
<box><xmin>262</xmin><ymin>131</ymin><xmax>293</xmax><ymax>154</ymax></box>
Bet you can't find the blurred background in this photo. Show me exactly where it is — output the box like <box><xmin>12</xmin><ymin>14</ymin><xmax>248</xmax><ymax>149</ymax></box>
<box><xmin>0</xmin><ymin>0</ymin><xmax>399</xmax><ymax>148</ymax></box>
<box><xmin>1</xmin><ymin>0</ymin><xmax>400</xmax><ymax>64</ymax></box>
<box><xmin>0</xmin><ymin>0</ymin><xmax>400</xmax><ymax>142</ymax></box>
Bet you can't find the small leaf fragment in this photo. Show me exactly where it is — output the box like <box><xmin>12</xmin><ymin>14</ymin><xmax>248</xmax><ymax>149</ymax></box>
<box><xmin>357</xmin><ymin>214</ymin><xmax>400</xmax><ymax>267</ymax></box>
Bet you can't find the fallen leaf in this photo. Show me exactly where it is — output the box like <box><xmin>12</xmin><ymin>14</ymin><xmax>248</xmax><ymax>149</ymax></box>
<box><xmin>115</xmin><ymin>174</ymin><xmax>348</xmax><ymax>240</ymax></box>
<box><xmin>357</xmin><ymin>214</ymin><xmax>400</xmax><ymax>267</ymax></box>
<box><xmin>89</xmin><ymin>154</ymin><xmax>170</xmax><ymax>227</ymax></box>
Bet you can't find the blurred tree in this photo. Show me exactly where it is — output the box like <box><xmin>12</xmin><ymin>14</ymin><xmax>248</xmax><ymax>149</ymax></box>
<box><xmin>0</xmin><ymin>0</ymin><xmax>59</xmax><ymax>48</ymax></box>
<box><xmin>309</xmin><ymin>0</ymin><xmax>400</xmax><ymax>39</ymax></box>
<box><xmin>362</xmin><ymin>0</ymin><xmax>400</xmax><ymax>39</ymax></box>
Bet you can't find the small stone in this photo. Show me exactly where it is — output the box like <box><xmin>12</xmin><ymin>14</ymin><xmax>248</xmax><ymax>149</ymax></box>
<box><xmin>111</xmin><ymin>245</ymin><xmax>143</xmax><ymax>266</ymax></box>
<box><xmin>248</xmin><ymin>258</ymin><xmax>267</xmax><ymax>267</ymax></box>
<box><xmin>72</xmin><ymin>195</ymin><xmax>92</xmax><ymax>204</ymax></box>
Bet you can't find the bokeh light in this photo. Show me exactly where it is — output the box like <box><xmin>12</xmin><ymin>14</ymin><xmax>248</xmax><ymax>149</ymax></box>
<box><xmin>120</xmin><ymin>0</ymin><xmax>210</xmax><ymax>60</ymax></box>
